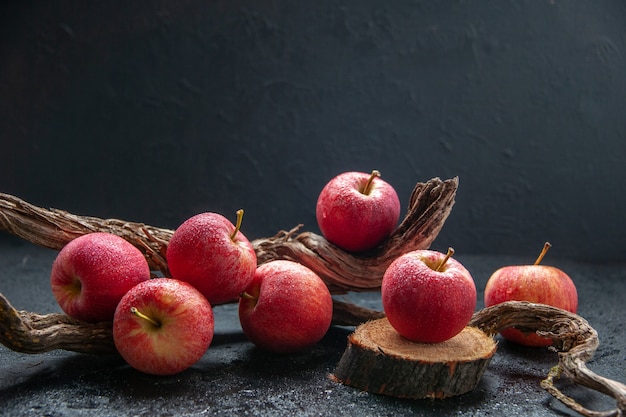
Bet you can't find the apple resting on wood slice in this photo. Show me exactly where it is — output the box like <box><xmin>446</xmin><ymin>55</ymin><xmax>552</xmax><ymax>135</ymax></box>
<box><xmin>333</xmin><ymin>248</ymin><xmax>492</xmax><ymax>399</ymax></box>
<box><xmin>381</xmin><ymin>247</ymin><xmax>477</xmax><ymax>343</ymax></box>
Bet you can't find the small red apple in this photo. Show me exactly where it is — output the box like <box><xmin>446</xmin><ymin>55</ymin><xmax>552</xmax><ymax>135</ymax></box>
<box><xmin>113</xmin><ymin>278</ymin><xmax>214</xmax><ymax>376</ymax></box>
<box><xmin>166</xmin><ymin>209</ymin><xmax>257</xmax><ymax>305</ymax></box>
<box><xmin>50</xmin><ymin>232</ymin><xmax>151</xmax><ymax>323</ymax></box>
<box><xmin>484</xmin><ymin>242</ymin><xmax>578</xmax><ymax>347</ymax></box>
<box><xmin>381</xmin><ymin>248</ymin><xmax>477</xmax><ymax>343</ymax></box>
<box><xmin>238</xmin><ymin>260</ymin><xmax>333</xmax><ymax>354</ymax></box>
<box><xmin>316</xmin><ymin>170</ymin><xmax>401</xmax><ymax>252</ymax></box>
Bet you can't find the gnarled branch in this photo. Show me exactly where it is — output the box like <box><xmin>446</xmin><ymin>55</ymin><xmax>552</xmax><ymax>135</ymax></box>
<box><xmin>470</xmin><ymin>301</ymin><xmax>626</xmax><ymax>417</ymax></box>
<box><xmin>0</xmin><ymin>177</ymin><xmax>455</xmax><ymax>347</ymax></box>
<box><xmin>0</xmin><ymin>292</ymin><xmax>383</xmax><ymax>355</ymax></box>
<box><xmin>0</xmin><ymin>291</ymin><xmax>115</xmax><ymax>354</ymax></box>
<box><xmin>0</xmin><ymin>177</ymin><xmax>458</xmax><ymax>294</ymax></box>
<box><xmin>253</xmin><ymin>176</ymin><xmax>458</xmax><ymax>292</ymax></box>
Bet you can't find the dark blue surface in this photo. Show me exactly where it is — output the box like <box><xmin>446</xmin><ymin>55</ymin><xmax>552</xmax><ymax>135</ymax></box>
<box><xmin>1</xmin><ymin>237</ymin><xmax>625</xmax><ymax>416</ymax></box>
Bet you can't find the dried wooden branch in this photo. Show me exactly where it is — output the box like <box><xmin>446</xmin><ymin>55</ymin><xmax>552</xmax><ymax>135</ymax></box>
<box><xmin>0</xmin><ymin>291</ymin><xmax>115</xmax><ymax>354</ymax></box>
<box><xmin>0</xmin><ymin>176</ymin><xmax>455</xmax><ymax>351</ymax></box>
<box><xmin>0</xmin><ymin>292</ymin><xmax>382</xmax><ymax>355</ymax></box>
<box><xmin>0</xmin><ymin>177</ymin><xmax>458</xmax><ymax>294</ymax></box>
<box><xmin>0</xmin><ymin>196</ymin><xmax>173</xmax><ymax>276</ymax></box>
<box><xmin>253</xmin><ymin>176</ymin><xmax>459</xmax><ymax>292</ymax></box>
<box><xmin>470</xmin><ymin>301</ymin><xmax>626</xmax><ymax>417</ymax></box>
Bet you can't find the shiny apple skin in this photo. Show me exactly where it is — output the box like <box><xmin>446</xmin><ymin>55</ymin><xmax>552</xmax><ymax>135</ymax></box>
<box><xmin>166</xmin><ymin>212</ymin><xmax>257</xmax><ymax>305</ymax></box>
<box><xmin>50</xmin><ymin>232</ymin><xmax>151</xmax><ymax>323</ymax></box>
<box><xmin>316</xmin><ymin>171</ymin><xmax>400</xmax><ymax>253</ymax></box>
<box><xmin>113</xmin><ymin>278</ymin><xmax>214</xmax><ymax>375</ymax></box>
<box><xmin>381</xmin><ymin>250</ymin><xmax>477</xmax><ymax>343</ymax></box>
<box><xmin>484</xmin><ymin>265</ymin><xmax>578</xmax><ymax>346</ymax></box>
<box><xmin>238</xmin><ymin>260</ymin><xmax>333</xmax><ymax>354</ymax></box>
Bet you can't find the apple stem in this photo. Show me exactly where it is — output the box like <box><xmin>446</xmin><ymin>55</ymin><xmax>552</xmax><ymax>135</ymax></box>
<box><xmin>231</xmin><ymin>209</ymin><xmax>244</xmax><ymax>241</ymax></box>
<box><xmin>534</xmin><ymin>242</ymin><xmax>552</xmax><ymax>265</ymax></box>
<box><xmin>361</xmin><ymin>170</ymin><xmax>381</xmax><ymax>195</ymax></box>
<box><xmin>240</xmin><ymin>291</ymin><xmax>258</xmax><ymax>302</ymax></box>
<box><xmin>435</xmin><ymin>247</ymin><xmax>455</xmax><ymax>272</ymax></box>
<box><xmin>130</xmin><ymin>307</ymin><xmax>161</xmax><ymax>327</ymax></box>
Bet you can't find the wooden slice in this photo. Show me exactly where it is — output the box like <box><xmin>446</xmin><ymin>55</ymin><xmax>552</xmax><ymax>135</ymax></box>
<box><xmin>331</xmin><ymin>317</ymin><xmax>497</xmax><ymax>399</ymax></box>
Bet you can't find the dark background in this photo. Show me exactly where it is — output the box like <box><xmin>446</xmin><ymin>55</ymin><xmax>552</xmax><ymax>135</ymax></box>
<box><xmin>2</xmin><ymin>1</ymin><xmax>626</xmax><ymax>262</ymax></box>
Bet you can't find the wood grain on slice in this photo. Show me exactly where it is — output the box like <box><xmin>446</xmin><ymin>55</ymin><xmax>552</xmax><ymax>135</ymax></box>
<box><xmin>331</xmin><ymin>318</ymin><xmax>497</xmax><ymax>399</ymax></box>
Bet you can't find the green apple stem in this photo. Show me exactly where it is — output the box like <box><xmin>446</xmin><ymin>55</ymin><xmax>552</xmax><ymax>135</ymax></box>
<box><xmin>360</xmin><ymin>170</ymin><xmax>381</xmax><ymax>195</ymax></box>
<box><xmin>130</xmin><ymin>307</ymin><xmax>161</xmax><ymax>327</ymax></box>
<box><xmin>435</xmin><ymin>247</ymin><xmax>455</xmax><ymax>272</ymax></box>
<box><xmin>534</xmin><ymin>242</ymin><xmax>552</xmax><ymax>265</ymax></box>
<box><xmin>240</xmin><ymin>291</ymin><xmax>258</xmax><ymax>302</ymax></box>
<box><xmin>231</xmin><ymin>209</ymin><xmax>245</xmax><ymax>241</ymax></box>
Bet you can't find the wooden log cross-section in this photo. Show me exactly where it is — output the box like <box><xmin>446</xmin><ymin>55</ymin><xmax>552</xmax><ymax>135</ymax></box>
<box><xmin>330</xmin><ymin>318</ymin><xmax>497</xmax><ymax>399</ymax></box>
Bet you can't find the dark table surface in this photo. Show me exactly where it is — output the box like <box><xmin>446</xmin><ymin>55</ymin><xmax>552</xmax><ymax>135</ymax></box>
<box><xmin>1</xmin><ymin>236</ymin><xmax>625</xmax><ymax>417</ymax></box>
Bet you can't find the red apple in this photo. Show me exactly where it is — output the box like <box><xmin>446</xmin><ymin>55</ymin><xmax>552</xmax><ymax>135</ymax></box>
<box><xmin>50</xmin><ymin>232</ymin><xmax>151</xmax><ymax>323</ymax></box>
<box><xmin>316</xmin><ymin>170</ymin><xmax>401</xmax><ymax>252</ymax></box>
<box><xmin>381</xmin><ymin>248</ymin><xmax>477</xmax><ymax>343</ymax></box>
<box><xmin>238</xmin><ymin>260</ymin><xmax>333</xmax><ymax>353</ymax></box>
<box><xmin>113</xmin><ymin>278</ymin><xmax>214</xmax><ymax>376</ymax></box>
<box><xmin>484</xmin><ymin>242</ymin><xmax>578</xmax><ymax>347</ymax></box>
<box><xmin>166</xmin><ymin>209</ymin><xmax>257</xmax><ymax>305</ymax></box>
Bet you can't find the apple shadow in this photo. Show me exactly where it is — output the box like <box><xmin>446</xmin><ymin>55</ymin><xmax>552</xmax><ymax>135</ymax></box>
<box><xmin>210</xmin><ymin>329</ymin><xmax>250</xmax><ymax>347</ymax></box>
<box><xmin>219</xmin><ymin>326</ymin><xmax>352</xmax><ymax>378</ymax></box>
<box><xmin>0</xmin><ymin>352</ymin><xmax>126</xmax><ymax>398</ymax></box>
<box><xmin>0</xmin><ymin>333</ymin><xmax>253</xmax><ymax>404</ymax></box>
<box><xmin>0</xmin><ymin>326</ymin><xmax>358</xmax><ymax>414</ymax></box>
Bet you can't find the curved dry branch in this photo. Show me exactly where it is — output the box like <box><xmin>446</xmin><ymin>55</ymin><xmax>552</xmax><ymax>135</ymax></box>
<box><xmin>0</xmin><ymin>291</ymin><xmax>115</xmax><ymax>354</ymax></box>
<box><xmin>0</xmin><ymin>291</ymin><xmax>383</xmax><ymax>355</ymax></box>
<box><xmin>0</xmin><ymin>177</ymin><xmax>458</xmax><ymax>294</ymax></box>
<box><xmin>0</xmin><ymin>195</ymin><xmax>173</xmax><ymax>276</ymax></box>
<box><xmin>253</xmin><ymin>176</ymin><xmax>458</xmax><ymax>292</ymax></box>
<box><xmin>0</xmin><ymin>177</ymin><xmax>455</xmax><ymax>348</ymax></box>
<box><xmin>470</xmin><ymin>301</ymin><xmax>626</xmax><ymax>417</ymax></box>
